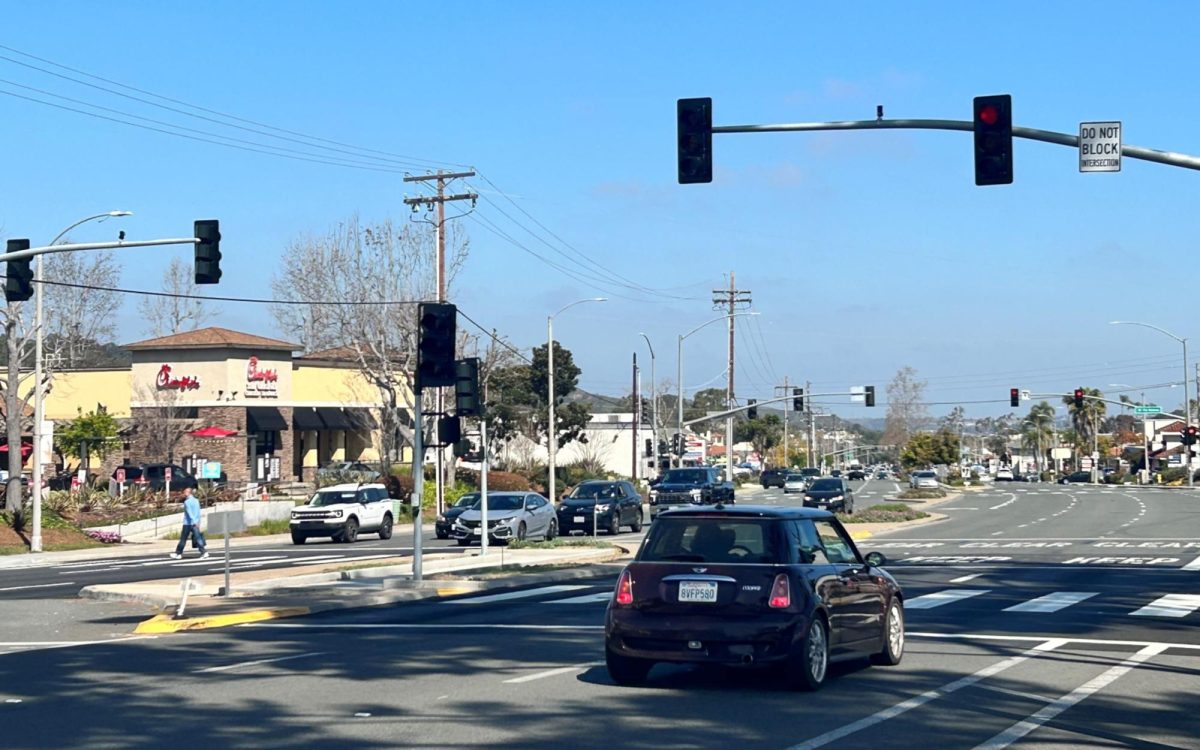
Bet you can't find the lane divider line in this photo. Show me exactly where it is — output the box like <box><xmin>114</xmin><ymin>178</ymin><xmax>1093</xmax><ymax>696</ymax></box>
<box><xmin>196</xmin><ymin>651</ymin><xmax>327</xmax><ymax>674</ymax></box>
<box><xmin>502</xmin><ymin>661</ymin><xmax>604</xmax><ymax>684</ymax></box>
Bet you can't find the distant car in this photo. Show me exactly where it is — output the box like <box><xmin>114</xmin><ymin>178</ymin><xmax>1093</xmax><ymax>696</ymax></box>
<box><xmin>435</xmin><ymin>493</ymin><xmax>480</xmax><ymax>539</ymax></box>
<box><xmin>875</xmin><ymin>470</ymin><xmax>890</xmax><ymax>480</ymax></box>
<box><xmin>783</xmin><ymin>472</ymin><xmax>807</xmax><ymax>494</ymax></box>
<box><xmin>830</xmin><ymin>469</ymin><xmax>843</xmax><ymax>478</ymax></box>
<box><xmin>453</xmin><ymin>491</ymin><xmax>556</xmax><ymax>545</ymax></box>
<box><xmin>847</xmin><ymin>469</ymin><xmax>866</xmax><ymax>481</ymax></box>
<box><xmin>995</xmin><ymin>468</ymin><xmax>1014</xmax><ymax>481</ymax></box>
<box><xmin>111</xmin><ymin>463</ymin><xmax>198</xmax><ymax>492</ymax></box>
<box><xmin>604</xmin><ymin>506</ymin><xmax>905</xmax><ymax>690</ymax></box>
<box><xmin>557</xmin><ymin>480</ymin><xmax>644</xmax><ymax>535</ymax></box>
<box><xmin>969</xmin><ymin>465</ymin><xmax>994</xmax><ymax>482</ymax></box>
<box><xmin>290</xmin><ymin>483</ymin><xmax>394</xmax><ymax>544</ymax></box>
<box><xmin>804</xmin><ymin>478</ymin><xmax>854</xmax><ymax>514</ymax></box>
<box><xmin>799</xmin><ymin>468</ymin><xmax>822</xmax><ymax>484</ymax></box>
<box><xmin>1059</xmin><ymin>471</ymin><xmax>1093</xmax><ymax>484</ymax></box>
<box><xmin>760</xmin><ymin>468</ymin><xmax>788</xmax><ymax>489</ymax></box>
<box><xmin>649</xmin><ymin>467</ymin><xmax>736</xmax><ymax>520</ymax></box>
<box><xmin>910</xmin><ymin>470</ymin><xmax>940</xmax><ymax>490</ymax></box>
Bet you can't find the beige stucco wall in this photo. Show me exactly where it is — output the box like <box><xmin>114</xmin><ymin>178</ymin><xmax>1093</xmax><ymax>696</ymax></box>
<box><xmin>43</xmin><ymin>369</ymin><xmax>131</xmax><ymax>420</ymax></box>
<box><xmin>291</xmin><ymin>362</ymin><xmax>385</xmax><ymax>406</ymax></box>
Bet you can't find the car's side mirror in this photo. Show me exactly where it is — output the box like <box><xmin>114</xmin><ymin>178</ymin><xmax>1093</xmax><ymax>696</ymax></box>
<box><xmin>864</xmin><ymin>551</ymin><xmax>887</xmax><ymax>568</ymax></box>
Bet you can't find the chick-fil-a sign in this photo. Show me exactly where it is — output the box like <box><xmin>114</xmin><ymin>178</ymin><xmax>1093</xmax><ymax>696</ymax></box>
<box><xmin>155</xmin><ymin>364</ymin><xmax>201</xmax><ymax>391</ymax></box>
<box><xmin>246</xmin><ymin>356</ymin><xmax>279</xmax><ymax>397</ymax></box>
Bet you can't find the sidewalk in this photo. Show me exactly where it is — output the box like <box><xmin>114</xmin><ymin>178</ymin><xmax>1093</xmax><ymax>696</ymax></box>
<box><xmin>80</xmin><ymin>542</ymin><xmax>631</xmax><ymax>634</ymax></box>
<box><xmin>843</xmin><ymin>488</ymin><xmax>961</xmax><ymax>541</ymax></box>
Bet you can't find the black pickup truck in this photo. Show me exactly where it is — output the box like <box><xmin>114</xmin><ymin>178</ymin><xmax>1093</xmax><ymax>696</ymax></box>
<box><xmin>648</xmin><ymin>467</ymin><xmax>736</xmax><ymax>520</ymax></box>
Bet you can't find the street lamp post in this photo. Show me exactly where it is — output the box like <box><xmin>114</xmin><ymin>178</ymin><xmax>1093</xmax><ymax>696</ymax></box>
<box><xmin>547</xmin><ymin>298</ymin><xmax>605</xmax><ymax>505</ymax></box>
<box><xmin>30</xmin><ymin>211</ymin><xmax>132</xmax><ymax>553</ymax></box>
<box><xmin>1110</xmin><ymin>321</ymin><xmax>1192</xmax><ymax>487</ymax></box>
<box><xmin>638</xmin><ymin>333</ymin><xmax>656</xmax><ymax>480</ymax></box>
<box><xmin>675</xmin><ymin>312</ymin><xmax>758</xmax><ymax>469</ymax></box>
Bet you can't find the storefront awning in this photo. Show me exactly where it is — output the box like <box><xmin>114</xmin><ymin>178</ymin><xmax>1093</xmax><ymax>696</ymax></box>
<box><xmin>344</xmin><ymin>408</ymin><xmax>378</xmax><ymax>429</ymax></box>
<box><xmin>247</xmin><ymin>406</ymin><xmax>288</xmax><ymax>433</ymax></box>
<box><xmin>292</xmin><ymin>407</ymin><xmax>324</xmax><ymax>431</ymax></box>
<box><xmin>316</xmin><ymin>407</ymin><xmax>351</xmax><ymax>430</ymax></box>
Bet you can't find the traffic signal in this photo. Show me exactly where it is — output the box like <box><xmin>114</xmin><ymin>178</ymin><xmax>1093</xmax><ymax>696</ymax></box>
<box><xmin>865</xmin><ymin>386</ymin><xmax>876</xmax><ymax>407</ymax></box>
<box><xmin>5</xmin><ymin>240</ymin><xmax>32</xmax><ymax>302</ymax></box>
<box><xmin>437</xmin><ymin>415</ymin><xmax>461</xmax><ymax>447</ymax></box>
<box><xmin>747</xmin><ymin>399</ymin><xmax>757</xmax><ymax>420</ymax></box>
<box><xmin>677</xmin><ymin>97</ymin><xmax>713</xmax><ymax>184</ymax></box>
<box><xmin>193</xmin><ymin>219</ymin><xmax>222</xmax><ymax>284</ymax></box>
<box><xmin>454</xmin><ymin>357</ymin><xmax>481</xmax><ymax>417</ymax></box>
<box><xmin>1073</xmin><ymin>388</ymin><xmax>1085</xmax><ymax>409</ymax></box>
<box><xmin>1010</xmin><ymin>388</ymin><xmax>1020</xmax><ymax>408</ymax></box>
<box><xmin>416</xmin><ymin>302</ymin><xmax>457</xmax><ymax>390</ymax></box>
<box><xmin>973</xmin><ymin>94</ymin><xmax>1013</xmax><ymax>186</ymax></box>
<box><xmin>672</xmin><ymin>433</ymin><xmax>684</xmax><ymax>455</ymax></box>
<box><xmin>1183</xmin><ymin>425</ymin><xmax>1199</xmax><ymax>445</ymax></box>
<box><xmin>793</xmin><ymin>388</ymin><xmax>804</xmax><ymax>411</ymax></box>
<box><xmin>644</xmin><ymin>438</ymin><xmax>653</xmax><ymax>458</ymax></box>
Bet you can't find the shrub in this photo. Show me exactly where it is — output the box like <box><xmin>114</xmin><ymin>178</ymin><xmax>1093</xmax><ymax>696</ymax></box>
<box><xmin>84</xmin><ymin>529</ymin><xmax>122</xmax><ymax>544</ymax></box>
<box><xmin>1159</xmin><ymin>467</ymin><xmax>1188</xmax><ymax>484</ymax></box>
<box><xmin>898</xmin><ymin>488</ymin><xmax>945</xmax><ymax>500</ymax></box>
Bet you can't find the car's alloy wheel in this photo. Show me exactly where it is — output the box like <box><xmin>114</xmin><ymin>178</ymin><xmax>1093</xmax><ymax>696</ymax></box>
<box><xmin>377</xmin><ymin>514</ymin><xmax>393</xmax><ymax>540</ymax></box>
<box><xmin>871</xmin><ymin>600</ymin><xmax>905</xmax><ymax>666</ymax></box>
<box><xmin>608</xmin><ymin>513</ymin><xmax>621</xmax><ymax>535</ymax></box>
<box><xmin>516</xmin><ymin>522</ymin><xmax>527</xmax><ymax>541</ymax></box>
<box><xmin>631</xmin><ymin>510</ymin><xmax>643</xmax><ymax>533</ymax></box>
<box><xmin>787</xmin><ymin>617</ymin><xmax>828</xmax><ymax>691</ymax></box>
<box><xmin>339</xmin><ymin>517</ymin><xmax>359</xmax><ymax>543</ymax></box>
<box><xmin>545</xmin><ymin>519</ymin><xmax>557</xmax><ymax>541</ymax></box>
<box><xmin>606</xmin><ymin>647</ymin><xmax>653</xmax><ymax>686</ymax></box>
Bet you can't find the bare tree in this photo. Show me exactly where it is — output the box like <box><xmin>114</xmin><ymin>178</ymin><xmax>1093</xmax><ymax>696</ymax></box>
<box><xmin>882</xmin><ymin>366</ymin><xmax>929</xmax><ymax>448</ymax></box>
<box><xmin>43</xmin><ymin>250</ymin><xmax>122</xmax><ymax>368</ymax></box>
<box><xmin>130</xmin><ymin>384</ymin><xmax>194</xmax><ymax>462</ymax></box>
<box><xmin>137</xmin><ymin>257</ymin><xmax>214</xmax><ymax>337</ymax></box>
<box><xmin>1</xmin><ymin>301</ymin><xmax>36</xmax><ymax>515</ymax></box>
<box><xmin>270</xmin><ymin>216</ymin><xmax>469</xmax><ymax>464</ymax></box>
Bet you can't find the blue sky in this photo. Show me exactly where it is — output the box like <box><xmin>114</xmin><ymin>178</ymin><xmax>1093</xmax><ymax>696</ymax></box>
<box><xmin>3</xmin><ymin>2</ymin><xmax>1199</xmax><ymax>421</ymax></box>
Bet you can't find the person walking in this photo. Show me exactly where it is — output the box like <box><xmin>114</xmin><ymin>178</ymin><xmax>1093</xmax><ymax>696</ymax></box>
<box><xmin>170</xmin><ymin>486</ymin><xmax>208</xmax><ymax>559</ymax></box>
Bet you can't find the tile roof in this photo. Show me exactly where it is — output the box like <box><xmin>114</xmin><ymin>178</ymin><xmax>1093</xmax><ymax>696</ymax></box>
<box><xmin>297</xmin><ymin>345</ymin><xmax>362</xmax><ymax>361</ymax></box>
<box><xmin>124</xmin><ymin>327</ymin><xmax>299</xmax><ymax>351</ymax></box>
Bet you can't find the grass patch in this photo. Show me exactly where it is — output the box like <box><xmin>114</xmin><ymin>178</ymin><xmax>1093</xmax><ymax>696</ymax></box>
<box><xmin>898</xmin><ymin>488</ymin><xmax>946</xmax><ymax>500</ymax></box>
<box><xmin>453</xmin><ymin>562</ymin><xmax>619</xmax><ymax>580</ymax></box>
<box><xmin>838</xmin><ymin>506</ymin><xmax>930</xmax><ymax>524</ymax></box>
<box><xmin>1</xmin><ymin>509</ymin><xmax>108</xmax><ymax>554</ymax></box>
<box><xmin>233</xmin><ymin>518</ymin><xmax>292</xmax><ymax>537</ymax></box>
<box><xmin>506</xmin><ymin>537</ymin><xmax>617</xmax><ymax>550</ymax></box>
<box><xmin>336</xmin><ymin>557</ymin><xmax>408</xmax><ymax>572</ymax></box>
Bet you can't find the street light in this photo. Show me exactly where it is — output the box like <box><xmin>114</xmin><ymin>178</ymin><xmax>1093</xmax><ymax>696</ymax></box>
<box><xmin>30</xmin><ymin>211</ymin><xmax>133</xmax><ymax>553</ymax></box>
<box><xmin>1110</xmin><ymin>321</ymin><xmax>1192</xmax><ymax>487</ymax></box>
<box><xmin>547</xmin><ymin>298</ymin><xmax>606</xmax><ymax>505</ymax></box>
<box><xmin>638</xmin><ymin>332</ymin><xmax>656</xmax><ymax>480</ymax></box>
<box><xmin>675</xmin><ymin>311</ymin><xmax>759</xmax><ymax>471</ymax></box>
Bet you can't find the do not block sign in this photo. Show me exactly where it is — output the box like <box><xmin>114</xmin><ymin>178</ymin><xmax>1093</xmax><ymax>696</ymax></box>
<box><xmin>1080</xmin><ymin>121</ymin><xmax>1121</xmax><ymax>172</ymax></box>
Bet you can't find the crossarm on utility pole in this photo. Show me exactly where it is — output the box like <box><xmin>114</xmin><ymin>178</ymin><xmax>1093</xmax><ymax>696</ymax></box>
<box><xmin>683</xmin><ymin>391</ymin><xmax>860</xmax><ymax>427</ymax></box>
<box><xmin>0</xmin><ymin>237</ymin><xmax>200</xmax><ymax>263</ymax></box>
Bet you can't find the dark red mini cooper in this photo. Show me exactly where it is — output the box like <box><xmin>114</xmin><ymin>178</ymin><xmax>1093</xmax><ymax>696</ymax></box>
<box><xmin>605</xmin><ymin>505</ymin><xmax>904</xmax><ymax>690</ymax></box>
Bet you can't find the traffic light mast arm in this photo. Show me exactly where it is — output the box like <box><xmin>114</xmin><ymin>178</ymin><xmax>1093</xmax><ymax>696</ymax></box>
<box><xmin>1027</xmin><ymin>391</ymin><xmax>1175</xmax><ymax>414</ymax></box>
<box><xmin>713</xmin><ymin>118</ymin><xmax>1200</xmax><ymax>173</ymax></box>
<box><xmin>682</xmin><ymin>390</ymin><xmax>862</xmax><ymax>427</ymax></box>
<box><xmin>0</xmin><ymin>237</ymin><xmax>200</xmax><ymax>263</ymax></box>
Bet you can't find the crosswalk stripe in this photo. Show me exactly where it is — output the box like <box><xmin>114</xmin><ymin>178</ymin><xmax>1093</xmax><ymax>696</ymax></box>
<box><xmin>1003</xmin><ymin>592</ymin><xmax>1097</xmax><ymax>613</ymax></box>
<box><xmin>903</xmin><ymin>589</ymin><xmax>989</xmax><ymax>610</ymax></box>
<box><xmin>445</xmin><ymin>585</ymin><xmax>590</xmax><ymax>605</ymax></box>
<box><xmin>1182</xmin><ymin>556</ymin><xmax>1200</xmax><ymax>571</ymax></box>
<box><xmin>1129</xmin><ymin>594</ymin><xmax>1200</xmax><ymax>618</ymax></box>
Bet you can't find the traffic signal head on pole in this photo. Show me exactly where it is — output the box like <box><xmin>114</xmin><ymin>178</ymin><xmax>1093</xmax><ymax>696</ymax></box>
<box><xmin>1074</xmin><ymin>388</ymin><xmax>1085</xmax><ymax>409</ymax></box>
<box><xmin>193</xmin><ymin>219</ymin><xmax>222</xmax><ymax>284</ymax></box>
<box><xmin>677</xmin><ymin>97</ymin><xmax>713</xmax><ymax>184</ymax></box>
<box><xmin>973</xmin><ymin>94</ymin><xmax>1013</xmax><ymax>186</ymax></box>
<box><xmin>865</xmin><ymin>386</ymin><xmax>876</xmax><ymax>407</ymax></box>
<box><xmin>1184</xmin><ymin>425</ymin><xmax>1199</xmax><ymax>445</ymax></box>
<box><xmin>747</xmin><ymin>399</ymin><xmax>757</xmax><ymax>420</ymax></box>
<box><xmin>5</xmin><ymin>239</ymin><xmax>32</xmax><ymax>302</ymax></box>
<box><xmin>644</xmin><ymin>438</ymin><xmax>653</xmax><ymax>458</ymax></box>
<box><xmin>416</xmin><ymin>302</ymin><xmax>457</xmax><ymax>390</ymax></box>
<box><xmin>793</xmin><ymin>388</ymin><xmax>804</xmax><ymax>411</ymax></box>
<box><xmin>454</xmin><ymin>357</ymin><xmax>481</xmax><ymax>417</ymax></box>
<box><xmin>1010</xmin><ymin>388</ymin><xmax>1020</xmax><ymax>408</ymax></box>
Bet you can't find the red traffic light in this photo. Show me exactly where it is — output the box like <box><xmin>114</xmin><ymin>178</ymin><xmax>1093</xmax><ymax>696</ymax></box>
<box><xmin>1010</xmin><ymin>388</ymin><xmax>1020</xmax><ymax>407</ymax></box>
<box><xmin>978</xmin><ymin>105</ymin><xmax>1000</xmax><ymax>126</ymax></box>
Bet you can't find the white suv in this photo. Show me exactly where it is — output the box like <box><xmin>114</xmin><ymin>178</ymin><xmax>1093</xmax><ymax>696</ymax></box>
<box><xmin>290</xmin><ymin>483</ymin><xmax>394</xmax><ymax>544</ymax></box>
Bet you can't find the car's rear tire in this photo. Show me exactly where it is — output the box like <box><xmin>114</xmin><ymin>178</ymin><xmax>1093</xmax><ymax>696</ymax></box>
<box><xmin>545</xmin><ymin>519</ymin><xmax>558</xmax><ymax>541</ymax></box>
<box><xmin>456</xmin><ymin>537</ymin><xmax>472</xmax><ymax>546</ymax></box>
<box><xmin>871</xmin><ymin>599</ymin><xmax>905</xmax><ymax>666</ymax></box>
<box><xmin>785</xmin><ymin>617</ymin><xmax>829</xmax><ymax>691</ymax></box>
<box><xmin>377</xmin><ymin>513</ymin><xmax>393</xmax><ymax>540</ymax></box>
<box><xmin>631</xmin><ymin>509</ymin><xmax>643</xmax><ymax>533</ymax></box>
<box><xmin>606</xmin><ymin>647</ymin><xmax>653</xmax><ymax>686</ymax></box>
<box><xmin>436</xmin><ymin>530</ymin><xmax>449</xmax><ymax>540</ymax></box>
<box><xmin>337</xmin><ymin>517</ymin><xmax>359</xmax><ymax>543</ymax></box>
<box><xmin>291</xmin><ymin>532</ymin><xmax>306</xmax><ymax>545</ymax></box>
<box><xmin>608</xmin><ymin>513</ymin><xmax>621</xmax><ymax>535</ymax></box>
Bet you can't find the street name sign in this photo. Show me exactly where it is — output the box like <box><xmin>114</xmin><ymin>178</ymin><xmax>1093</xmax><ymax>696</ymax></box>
<box><xmin>1079</xmin><ymin>121</ymin><xmax>1121</xmax><ymax>172</ymax></box>
<box><xmin>1135</xmin><ymin>406</ymin><xmax>1159</xmax><ymax>414</ymax></box>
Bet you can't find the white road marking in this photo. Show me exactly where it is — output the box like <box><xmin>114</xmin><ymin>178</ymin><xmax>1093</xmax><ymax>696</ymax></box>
<box><xmin>1003</xmin><ymin>591</ymin><xmax>1097</xmax><ymax>613</ymax></box>
<box><xmin>244</xmin><ymin>623</ymin><xmax>606</xmax><ymax>630</ymax></box>
<box><xmin>0</xmin><ymin>635</ymin><xmax>158</xmax><ymax>656</ymax></box>
<box><xmin>989</xmin><ymin>494</ymin><xmax>1017</xmax><ymax>510</ymax></box>
<box><xmin>785</xmin><ymin>639</ymin><xmax>1066</xmax><ymax>750</ymax></box>
<box><xmin>949</xmin><ymin>573</ymin><xmax>984</xmax><ymax>583</ymax></box>
<box><xmin>904</xmin><ymin>589</ymin><xmax>989</xmax><ymax>609</ymax></box>
<box><xmin>502</xmin><ymin>661</ymin><xmax>604</xmax><ymax>683</ymax></box>
<box><xmin>196</xmin><ymin>651</ymin><xmax>326</xmax><ymax>673</ymax></box>
<box><xmin>0</xmin><ymin>582</ymin><xmax>76</xmax><ymax>592</ymax></box>
<box><xmin>547</xmin><ymin>591</ymin><xmax>612</xmax><ymax>604</ymax></box>
<box><xmin>1182</xmin><ymin>556</ymin><xmax>1200</xmax><ymax>571</ymax></box>
<box><xmin>907</xmin><ymin>631</ymin><xmax>1200</xmax><ymax>651</ymax></box>
<box><xmin>444</xmin><ymin>585</ymin><xmax>589</xmax><ymax>604</ymax></box>
<box><xmin>1129</xmin><ymin>594</ymin><xmax>1200</xmax><ymax>618</ymax></box>
<box><xmin>287</xmin><ymin>555</ymin><xmax>346</xmax><ymax>565</ymax></box>
<box><xmin>972</xmin><ymin>644</ymin><xmax>1167</xmax><ymax>750</ymax></box>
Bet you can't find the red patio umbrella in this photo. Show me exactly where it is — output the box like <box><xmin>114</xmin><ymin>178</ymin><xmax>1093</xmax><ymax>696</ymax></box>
<box><xmin>188</xmin><ymin>426</ymin><xmax>238</xmax><ymax>438</ymax></box>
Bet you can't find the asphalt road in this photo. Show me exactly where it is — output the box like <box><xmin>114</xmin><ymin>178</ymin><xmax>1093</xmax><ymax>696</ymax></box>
<box><xmin>1</xmin><ymin>479</ymin><xmax>1197</xmax><ymax>748</ymax></box>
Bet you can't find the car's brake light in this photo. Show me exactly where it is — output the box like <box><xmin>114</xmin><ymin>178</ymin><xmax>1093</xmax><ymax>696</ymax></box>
<box><xmin>615</xmin><ymin>569</ymin><xmax>634</xmax><ymax>606</ymax></box>
<box><xmin>768</xmin><ymin>573</ymin><xmax>791</xmax><ymax>608</ymax></box>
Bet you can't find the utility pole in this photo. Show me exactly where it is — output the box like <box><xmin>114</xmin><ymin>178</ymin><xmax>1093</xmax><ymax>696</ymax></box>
<box><xmin>774</xmin><ymin>377</ymin><xmax>792</xmax><ymax>467</ymax></box>
<box><xmin>403</xmin><ymin>170</ymin><xmax>477</xmax><ymax>515</ymax></box>
<box><xmin>632</xmin><ymin>352</ymin><xmax>639</xmax><ymax>484</ymax></box>
<box><xmin>712</xmin><ymin>273</ymin><xmax>751</xmax><ymax>483</ymax></box>
<box><xmin>806</xmin><ymin>380</ymin><xmax>815</xmax><ymax>469</ymax></box>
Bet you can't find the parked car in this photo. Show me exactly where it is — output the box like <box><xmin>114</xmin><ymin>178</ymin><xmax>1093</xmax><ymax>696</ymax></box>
<box><xmin>803</xmin><ymin>478</ymin><xmax>854</xmax><ymax>513</ymax></box>
<box><xmin>760</xmin><ymin>468</ymin><xmax>788</xmax><ymax>489</ymax></box>
<box><xmin>604</xmin><ymin>505</ymin><xmax>904</xmax><ymax>690</ymax></box>
<box><xmin>909</xmin><ymin>470</ymin><xmax>940</xmax><ymax>490</ymax></box>
<box><xmin>110</xmin><ymin>463</ymin><xmax>198</xmax><ymax>492</ymax></box>
<box><xmin>648</xmin><ymin>467</ymin><xmax>735</xmax><ymax>520</ymax></box>
<box><xmin>557</xmin><ymin>480</ymin><xmax>644</xmax><ymax>535</ymax></box>
<box><xmin>289</xmin><ymin>483</ymin><xmax>394</xmax><ymax>544</ymax></box>
<box><xmin>783</xmin><ymin>472</ymin><xmax>807</xmax><ymax>494</ymax></box>
<box><xmin>453</xmin><ymin>491</ymin><xmax>556</xmax><ymax>545</ymax></box>
<box><xmin>435</xmin><ymin>492</ymin><xmax>480</xmax><ymax>539</ymax></box>
<box><xmin>1059</xmin><ymin>471</ymin><xmax>1093</xmax><ymax>484</ymax></box>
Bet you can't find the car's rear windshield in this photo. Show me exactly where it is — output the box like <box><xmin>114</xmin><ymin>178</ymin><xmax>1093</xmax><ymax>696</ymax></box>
<box><xmin>786</xmin><ymin>473</ymin><xmax>804</xmax><ymax>480</ymax></box>
<box><xmin>310</xmin><ymin>491</ymin><xmax>360</xmax><ymax>506</ymax></box>
<box><xmin>801</xmin><ymin>469</ymin><xmax>821</xmax><ymax>476</ymax></box>
<box><xmin>640</xmin><ymin>517</ymin><xmax>782</xmax><ymax>564</ymax></box>
<box><xmin>915</xmin><ymin>471</ymin><xmax>936</xmax><ymax>477</ymax></box>
<box><xmin>661</xmin><ymin>470</ymin><xmax>708</xmax><ymax>484</ymax></box>
<box><xmin>808</xmin><ymin>478</ymin><xmax>841</xmax><ymax>491</ymax></box>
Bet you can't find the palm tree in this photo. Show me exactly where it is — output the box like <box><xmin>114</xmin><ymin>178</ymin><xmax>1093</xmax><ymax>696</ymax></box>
<box><xmin>1062</xmin><ymin>387</ymin><xmax>1106</xmax><ymax>449</ymax></box>
<box><xmin>1022</xmin><ymin>401</ymin><xmax>1056</xmax><ymax>472</ymax></box>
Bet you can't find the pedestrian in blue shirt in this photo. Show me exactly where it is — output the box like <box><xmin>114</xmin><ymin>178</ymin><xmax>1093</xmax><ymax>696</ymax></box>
<box><xmin>170</xmin><ymin>486</ymin><xmax>208</xmax><ymax>559</ymax></box>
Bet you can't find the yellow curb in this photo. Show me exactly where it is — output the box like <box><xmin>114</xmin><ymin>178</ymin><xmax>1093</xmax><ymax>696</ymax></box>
<box><xmin>134</xmin><ymin>607</ymin><xmax>310</xmax><ymax>634</ymax></box>
<box><xmin>435</xmin><ymin>587</ymin><xmax>473</xmax><ymax>596</ymax></box>
<box><xmin>849</xmin><ymin>530</ymin><xmax>873</xmax><ymax>541</ymax></box>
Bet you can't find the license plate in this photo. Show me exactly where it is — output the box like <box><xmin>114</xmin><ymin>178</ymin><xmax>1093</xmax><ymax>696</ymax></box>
<box><xmin>678</xmin><ymin>581</ymin><xmax>718</xmax><ymax>603</ymax></box>
<box><xmin>472</xmin><ymin>528</ymin><xmax>482</xmax><ymax>535</ymax></box>
<box><xmin>573</xmin><ymin>515</ymin><xmax>585</xmax><ymax>523</ymax></box>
